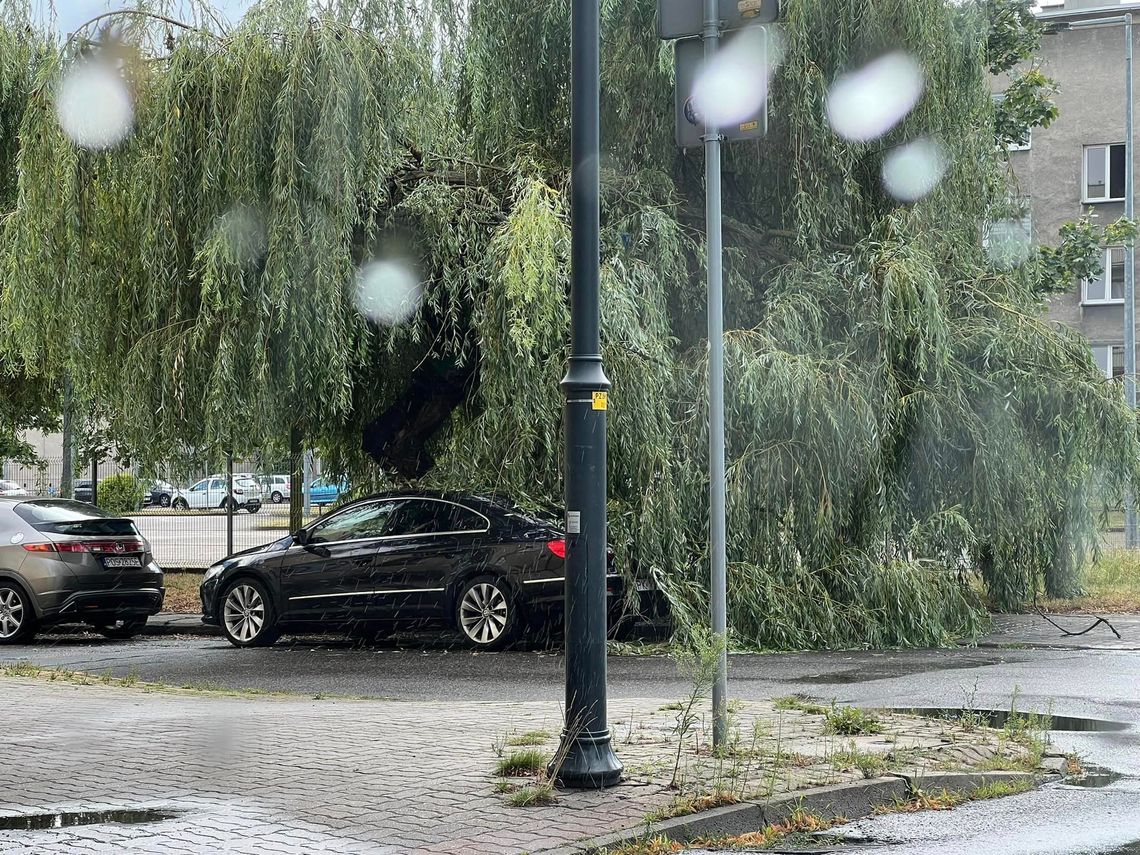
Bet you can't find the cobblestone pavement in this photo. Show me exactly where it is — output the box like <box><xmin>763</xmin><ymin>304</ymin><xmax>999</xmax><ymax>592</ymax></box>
<box><xmin>0</xmin><ymin>677</ymin><xmax>1022</xmax><ymax>854</ymax></box>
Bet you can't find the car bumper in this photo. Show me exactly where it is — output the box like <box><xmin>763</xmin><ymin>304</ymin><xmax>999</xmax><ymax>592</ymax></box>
<box><xmin>45</xmin><ymin>588</ymin><xmax>165</xmax><ymax>624</ymax></box>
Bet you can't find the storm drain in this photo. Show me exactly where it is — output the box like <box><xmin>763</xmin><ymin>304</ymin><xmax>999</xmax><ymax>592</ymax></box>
<box><xmin>0</xmin><ymin>808</ymin><xmax>182</xmax><ymax>830</ymax></box>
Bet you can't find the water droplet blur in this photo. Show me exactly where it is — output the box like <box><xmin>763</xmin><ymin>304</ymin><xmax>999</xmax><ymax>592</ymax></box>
<box><xmin>826</xmin><ymin>52</ymin><xmax>924</xmax><ymax>142</ymax></box>
<box><xmin>881</xmin><ymin>137</ymin><xmax>947</xmax><ymax>202</ymax></box>
<box><xmin>985</xmin><ymin>219</ymin><xmax>1033</xmax><ymax>268</ymax></box>
<box><xmin>55</xmin><ymin>60</ymin><xmax>134</xmax><ymax>150</ymax></box>
<box><xmin>691</xmin><ymin>28</ymin><xmax>773</xmax><ymax>128</ymax></box>
<box><xmin>355</xmin><ymin>260</ymin><xmax>423</xmax><ymax>325</ymax></box>
<box><xmin>213</xmin><ymin>206</ymin><xmax>266</xmax><ymax>266</ymax></box>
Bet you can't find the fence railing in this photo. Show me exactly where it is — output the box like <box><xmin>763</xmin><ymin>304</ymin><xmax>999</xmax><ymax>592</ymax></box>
<box><xmin>1</xmin><ymin>457</ymin><xmax>335</xmax><ymax>569</ymax></box>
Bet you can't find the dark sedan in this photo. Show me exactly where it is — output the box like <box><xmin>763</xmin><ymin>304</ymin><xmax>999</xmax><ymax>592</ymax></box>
<box><xmin>200</xmin><ymin>491</ymin><xmax>621</xmax><ymax>649</ymax></box>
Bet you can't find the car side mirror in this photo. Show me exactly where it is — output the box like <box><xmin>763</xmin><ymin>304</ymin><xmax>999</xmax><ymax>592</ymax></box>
<box><xmin>295</xmin><ymin>529</ymin><xmax>310</xmax><ymax>546</ymax></box>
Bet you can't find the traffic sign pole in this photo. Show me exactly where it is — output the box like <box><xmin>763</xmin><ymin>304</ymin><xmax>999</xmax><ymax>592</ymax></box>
<box><xmin>702</xmin><ymin>0</ymin><xmax>729</xmax><ymax>751</ymax></box>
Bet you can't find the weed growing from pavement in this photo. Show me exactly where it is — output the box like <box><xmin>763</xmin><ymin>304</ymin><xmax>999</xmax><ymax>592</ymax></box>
<box><xmin>506</xmin><ymin>729</ymin><xmax>553</xmax><ymax>747</ymax></box>
<box><xmin>772</xmin><ymin>694</ymin><xmax>828</xmax><ymax>715</ymax></box>
<box><xmin>668</xmin><ymin>628</ymin><xmax>724</xmax><ymax>789</ymax></box>
<box><xmin>829</xmin><ymin>744</ymin><xmax>888</xmax><ymax>779</ymax></box>
<box><xmin>644</xmin><ymin>789</ymin><xmax>742</xmax><ymax>823</ymax></box>
<box><xmin>506</xmin><ymin>784</ymin><xmax>557</xmax><ymax>807</ymax></box>
<box><xmin>823</xmin><ymin>705</ymin><xmax>882</xmax><ymax>736</ymax></box>
<box><xmin>494</xmin><ymin>749</ymin><xmax>546</xmax><ymax>777</ymax></box>
<box><xmin>875</xmin><ymin>778</ymin><xmax>1033</xmax><ymax>815</ymax></box>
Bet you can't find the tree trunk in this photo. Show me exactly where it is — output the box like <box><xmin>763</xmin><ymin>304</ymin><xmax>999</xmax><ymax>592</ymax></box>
<box><xmin>289</xmin><ymin>426</ymin><xmax>303</xmax><ymax>532</ymax></box>
<box><xmin>60</xmin><ymin>377</ymin><xmax>74</xmax><ymax>499</ymax></box>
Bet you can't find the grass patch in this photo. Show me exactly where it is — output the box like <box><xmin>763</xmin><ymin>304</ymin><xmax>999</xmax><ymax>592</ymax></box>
<box><xmin>644</xmin><ymin>789</ymin><xmax>740</xmax><ymax>823</ymax></box>
<box><xmin>1037</xmin><ymin>548</ymin><xmax>1140</xmax><ymax>612</ymax></box>
<box><xmin>162</xmin><ymin>571</ymin><xmax>204</xmax><ymax>614</ymax></box>
<box><xmin>773</xmin><ymin>694</ymin><xmax>828</xmax><ymax>715</ymax></box>
<box><xmin>710</xmin><ymin>808</ymin><xmax>842</xmax><ymax>849</ymax></box>
<box><xmin>877</xmin><ymin>778</ymin><xmax>1033</xmax><ymax>815</ymax></box>
<box><xmin>600</xmin><ymin>837</ymin><xmax>682</xmax><ymax>855</ymax></box>
<box><xmin>657</xmin><ymin>701</ymin><xmax>683</xmax><ymax>712</ymax></box>
<box><xmin>505</xmin><ymin>783</ymin><xmax>557</xmax><ymax>807</ymax></box>
<box><xmin>506</xmin><ymin>729</ymin><xmax>553</xmax><ymax>747</ymax></box>
<box><xmin>492</xmin><ymin>780</ymin><xmax>519</xmax><ymax>794</ymax></box>
<box><xmin>823</xmin><ymin>705</ymin><xmax>882</xmax><ymax>736</ymax></box>
<box><xmin>829</xmin><ymin>746</ymin><xmax>887</xmax><ymax>779</ymax></box>
<box><xmin>493</xmin><ymin>749</ymin><xmax>546</xmax><ymax>777</ymax></box>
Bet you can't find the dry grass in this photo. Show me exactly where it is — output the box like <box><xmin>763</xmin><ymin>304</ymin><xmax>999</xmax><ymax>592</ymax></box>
<box><xmin>162</xmin><ymin>571</ymin><xmax>203</xmax><ymax>614</ymax></box>
<box><xmin>1037</xmin><ymin>549</ymin><xmax>1140</xmax><ymax>613</ymax></box>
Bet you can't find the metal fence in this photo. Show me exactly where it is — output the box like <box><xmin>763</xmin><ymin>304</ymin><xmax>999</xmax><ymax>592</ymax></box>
<box><xmin>0</xmin><ymin>457</ymin><xmax>335</xmax><ymax>569</ymax></box>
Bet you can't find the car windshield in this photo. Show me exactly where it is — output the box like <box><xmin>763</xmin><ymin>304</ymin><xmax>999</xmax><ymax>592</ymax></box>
<box><xmin>236</xmin><ymin>478</ymin><xmax>259</xmax><ymax>488</ymax></box>
<box><xmin>13</xmin><ymin>500</ymin><xmax>110</xmax><ymax>523</ymax></box>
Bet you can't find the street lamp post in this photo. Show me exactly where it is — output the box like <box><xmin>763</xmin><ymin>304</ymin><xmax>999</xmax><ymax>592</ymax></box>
<box><xmin>551</xmin><ymin>0</ymin><xmax>623</xmax><ymax>789</ymax></box>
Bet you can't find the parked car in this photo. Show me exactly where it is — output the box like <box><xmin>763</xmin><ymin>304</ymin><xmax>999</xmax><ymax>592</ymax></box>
<box><xmin>73</xmin><ymin>478</ymin><xmax>94</xmax><ymax>503</ymax></box>
<box><xmin>0</xmin><ymin>480</ymin><xmax>29</xmax><ymax>497</ymax></box>
<box><xmin>199</xmin><ymin>491</ymin><xmax>621</xmax><ymax>649</ymax></box>
<box><xmin>261</xmin><ymin>474</ymin><xmax>291</xmax><ymax>504</ymax></box>
<box><xmin>0</xmin><ymin>498</ymin><xmax>164</xmax><ymax>643</ymax></box>
<box><xmin>308</xmin><ymin>477</ymin><xmax>346</xmax><ymax>506</ymax></box>
<box><xmin>170</xmin><ymin>476</ymin><xmax>263</xmax><ymax>512</ymax></box>
<box><xmin>143</xmin><ymin>479</ymin><xmax>177</xmax><ymax>508</ymax></box>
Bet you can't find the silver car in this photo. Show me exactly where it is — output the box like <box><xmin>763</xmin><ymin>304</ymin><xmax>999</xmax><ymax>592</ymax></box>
<box><xmin>0</xmin><ymin>498</ymin><xmax>164</xmax><ymax>644</ymax></box>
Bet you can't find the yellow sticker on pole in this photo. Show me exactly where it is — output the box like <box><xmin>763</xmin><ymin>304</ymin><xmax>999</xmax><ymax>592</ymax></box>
<box><xmin>592</xmin><ymin>391</ymin><xmax>608</xmax><ymax>411</ymax></box>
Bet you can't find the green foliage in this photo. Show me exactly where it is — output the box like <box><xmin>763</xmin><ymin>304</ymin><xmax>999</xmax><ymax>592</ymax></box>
<box><xmin>1035</xmin><ymin>214</ymin><xmax>1138</xmax><ymax>297</ymax></box>
<box><xmin>493</xmin><ymin>749</ymin><xmax>546</xmax><ymax>777</ymax></box>
<box><xmin>823</xmin><ymin>706</ymin><xmax>882</xmax><ymax>736</ymax></box>
<box><xmin>96</xmin><ymin>473</ymin><xmax>145</xmax><ymax>515</ymax></box>
<box><xmin>0</xmin><ymin>0</ymin><xmax>1135</xmax><ymax>646</ymax></box>
<box><xmin>994</xmin><ymin>68</ymin><xmax>1058</xmax><ymax>150</ymax></box>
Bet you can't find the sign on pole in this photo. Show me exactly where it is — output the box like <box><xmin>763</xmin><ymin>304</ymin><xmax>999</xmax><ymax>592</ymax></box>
<box><xmin>658</xmin><ymin>0</ymin><xmax>778</xmax><ymax>40</ymax></box>
<box><xmin>674</xmin><ymin>31</ymin><xmax>769</xmax><ymax>148</ymax></box>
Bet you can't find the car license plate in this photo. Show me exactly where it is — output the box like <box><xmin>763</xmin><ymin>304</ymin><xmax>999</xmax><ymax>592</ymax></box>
<box><xmin>104</xmin><ymin>556</ymin><xmax>143</xmax><ymax>568</ymax></box>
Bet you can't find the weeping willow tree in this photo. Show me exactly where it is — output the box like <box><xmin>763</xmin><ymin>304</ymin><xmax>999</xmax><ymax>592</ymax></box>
<box><xmin>1</xmin><ymin>0</ymin><xmax>1136</xmax><ymax>646</ymax></box>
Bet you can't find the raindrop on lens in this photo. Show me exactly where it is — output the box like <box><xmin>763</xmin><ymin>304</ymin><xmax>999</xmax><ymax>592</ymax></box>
<box><xmin>882</xmin><ymin>137</ymin><xmax>947</xmax><ymax>202</ymax></box>
<box><xmin>355</xmin><ymin>260</ymin><xmax>423</xmax><ymax>325</ymax></box>
<box><xmin>55</xmin><ymin>60</ymin><xmax>134</xmax><ymax>150</ymax></box>
<box><xmin>826</xmin><ymin>52</ymin><xmax>925</xmax><ymax>142</ymax></box>
<box><xmin>691</xmin><ymin>28</ymin><xmax>772</xmax><ymax>127</ymax></box>
<box><xmin>985</xmin><ymin>220</ymin><xmax>1033</xmax><ymax>268</ymax></box>
<box><xmin>213</xmin><ymin>206</ymin><xmax>267</xmax><ymax>266</ymax></box>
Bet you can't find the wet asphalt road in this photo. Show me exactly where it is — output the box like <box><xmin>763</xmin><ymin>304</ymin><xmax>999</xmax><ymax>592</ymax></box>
<box><xmin>3</xmin><ymin>620</ymin><xmax>1140</xmax><ymax>853</ymax></box>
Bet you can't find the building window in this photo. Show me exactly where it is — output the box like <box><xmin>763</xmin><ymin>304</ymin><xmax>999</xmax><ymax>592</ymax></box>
<box><xmin>1093</xmin><ymin>344</ymin><xmax>1125</xmax><ymax>380</ymax></box>
<box><xmin>1084</xmin><ymin>144</ymin><xmax>1126</xmax><ymax>202</ymax></box>
<box><xmin>1083</xmin><ymin>246</ymin><xmax>1127</xmax><ymax>304</ymax></box>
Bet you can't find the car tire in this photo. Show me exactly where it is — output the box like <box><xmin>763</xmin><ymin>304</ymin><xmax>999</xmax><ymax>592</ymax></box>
<box><xmin>172</xmin><ymin>498</ymin><xmax>188</xmax><ymax>510</ymax></box>
<box><xmin>455</xmin><ymin>575</ymin><xmax>520</xmax><ymax>651</ymax></box>
<box><xmin>246</xmin><ymin>505</ymin><xmax>260</xmax><ymax>514</ymax></box>
<box><xmin>220</xmin><ymin>578</ymin><xmax>279</xmax><ymax>648</ymax></box>
<box><xmin>96</xmin><ymin>618</ymin><xmax>148</xmax><ymax>640</ymax></box>
<box><xmin>158</xmin><ymin>493</ymin><xmax>171</xmax><ymax>508</ymax></box>
<box><xmin>0</xmin><ymin>582</ymin><xmax>36</xmax><ymax>645</ymax></box>
<box><xmin>271</xmin><ymin>491</ymin><xmax>283</xmax><ymax>504</ymax></box>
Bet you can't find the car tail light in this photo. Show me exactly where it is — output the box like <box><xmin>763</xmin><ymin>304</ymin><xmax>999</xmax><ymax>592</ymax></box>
<box><xmin>50</xmin><ymin>540</ymin><xmax>147</xmax><ymax>554</ymax></box>
<box><xmin>234</xmin><ymin>488</ymin><xmax>244</xmax><ymax>495</ymax></box>
<box><xmin>546</xmin><ymin>539</ymin><xmax>567</xmax><ymax>559</ymax></box>
<box><xmin>22</xmin><ymin>543</ymin><xmax>55</xmax><ymax>553</ymax></box>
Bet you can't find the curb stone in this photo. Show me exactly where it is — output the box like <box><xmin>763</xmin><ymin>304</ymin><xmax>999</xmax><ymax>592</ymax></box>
<box><xmin>144</xmin><ymin>614</ymin><xmax>219</xmax><ymax>636</ymax></box>
<box><xmin>535</xmin><ymin>770</ymin><xmax>1046</xmax><ymax>854</ymax></box>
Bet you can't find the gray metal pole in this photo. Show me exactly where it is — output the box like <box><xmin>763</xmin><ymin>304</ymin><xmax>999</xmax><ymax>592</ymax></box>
<box><xmin>226</xmin><ymin>451</ymin><xmax>234</xmax><ymax>558</ymax></box>
<box><xmin>1125</xmin><ymin>14</ymin><xmax>1138</xmax><ymax>549</ymax></box>
<box><xmin>551</xmin><ymin>0</ymin><xmax>622</xmax><ymax>789</ymax></box>
<box><xmin>302</xmin><ymin>450</ymin><xmax>312</xmax><ymax>516</ymax></box>
<box><xmin>703</xmin><ymin>0</ymin><xmax>729</xmax><ymax>749</ymax></box>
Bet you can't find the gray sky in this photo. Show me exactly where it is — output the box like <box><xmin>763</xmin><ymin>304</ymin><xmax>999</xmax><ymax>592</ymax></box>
<box><xmin>52</xmin><ymin>1</ymin><xmax>254</xmax><ymax>34</ymax></box>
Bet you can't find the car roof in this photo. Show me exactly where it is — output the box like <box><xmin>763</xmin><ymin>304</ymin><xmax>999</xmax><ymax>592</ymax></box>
<box><xmin>339</xmin><ymin>490</ymin><xmax>554</xmax><ymax>520</ymax></box>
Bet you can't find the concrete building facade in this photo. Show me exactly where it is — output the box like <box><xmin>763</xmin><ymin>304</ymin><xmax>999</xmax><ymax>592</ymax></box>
<box><xmin>1014</xmin><ymin>0</ymin><xmax>1140</xmax><ymax>378</ymax></box>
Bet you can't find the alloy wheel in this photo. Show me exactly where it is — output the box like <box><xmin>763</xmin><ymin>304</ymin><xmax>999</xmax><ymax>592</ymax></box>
<box><xmin>459</xmin><ymin>582</ymin><xmax>508</xmax><ymax>645</ymax></box>
<box><xmin>223</xmin><ymin>583</ymin><xmax>266</xmax><ymax>643</ymax></box>
<box><xmin>0</xmin><ymin>587</ymin><xmax>26</xmax><ymax>640</ymax></box>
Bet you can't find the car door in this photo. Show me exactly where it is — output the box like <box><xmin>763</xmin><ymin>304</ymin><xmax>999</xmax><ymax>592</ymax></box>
<box><xmin>368</xmin><ymin>499</ymin><xmax>490</xmax><ymax>620</ymax></box>
<box><xmin>277</xmin><ymin>500</ymin><xmax>400</xmax><ymax>623</ymax></box>
<box><xmin>186</xmin><ymin>479</ymin><xmax>209</xmax><ymax>508</ymax></box>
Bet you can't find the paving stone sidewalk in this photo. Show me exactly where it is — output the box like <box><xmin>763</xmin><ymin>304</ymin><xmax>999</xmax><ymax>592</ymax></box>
<box><xmin>0</xmin><ymin>677</ymin><xmax>1027</xmax><ymax>854</ymax></box>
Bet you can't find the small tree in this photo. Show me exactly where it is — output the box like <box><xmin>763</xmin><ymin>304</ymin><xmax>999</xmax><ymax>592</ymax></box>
<box><xmin>96</xmin><ymin>473</ymin><xmax>144</xmax><ymax>516</ymax></box>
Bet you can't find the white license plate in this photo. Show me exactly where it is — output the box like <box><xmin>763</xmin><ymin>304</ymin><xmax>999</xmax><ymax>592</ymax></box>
<box><xmin>104</xmin><ymin>556</ymin><xmax>142</xmax><ymax>568</ymax></box>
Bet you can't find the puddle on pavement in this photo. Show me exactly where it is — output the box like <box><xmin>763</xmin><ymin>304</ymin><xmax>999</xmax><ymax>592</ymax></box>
<box><xmin>891</xmin><ymin>707</ymin><xmax>1130</xmax><ymax>732</ymax></box>
<box><xmin>1061</xmin><ymin>765</ymin><xmax>1125</xmax><ymax>788</ymax></box>
<box><xmin>0</xmin><ymin>808</ymin><xmax>182</xmax><ymax>830</ymax></box>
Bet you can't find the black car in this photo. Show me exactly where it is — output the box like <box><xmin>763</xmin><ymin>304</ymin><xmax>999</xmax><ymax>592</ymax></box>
<box><xmin>200</xmin><ymin>491</ymin><xmax>621</xmax><ymax>649</ymax></box>
<box><xmin>73</xmin><ymin>479</ymin><xmax>94</xmax><ymax>504</ymax></box>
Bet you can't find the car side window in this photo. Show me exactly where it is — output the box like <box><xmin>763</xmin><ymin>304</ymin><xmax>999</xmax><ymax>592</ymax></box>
<box><xmin>387</xmin><ymin>500</ymin><xmax>452</xmax><ymax>536</ymax></box>
<box><xmin>309</xmin><ymin>501</ymin><xmax>397</xmax><ymax>544</ymax></box>
<box><xmin>448</xmin><ymin>505</ymin><xmax>488</xmax><ymax>533</ymax></box>
<box><xmin>209</xmin><ymin>479</ymin><xmax>224</xmax><ymax>490</ymax></box>
<box><xmin>190</xmin><ymin>481</ymin><xmax>205</xmax><ymax>492</ymax></box>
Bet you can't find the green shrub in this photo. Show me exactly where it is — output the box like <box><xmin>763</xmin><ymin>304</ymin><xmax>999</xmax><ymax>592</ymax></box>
<box><xmin>96</xmin><ymin>474</ymin><xmax>145</xmax><ymax>515</ymax></box>
<box><xmin>823</xmin><ymin>705</ymin><xmax>882</xmax><ymax>736</ymax></box>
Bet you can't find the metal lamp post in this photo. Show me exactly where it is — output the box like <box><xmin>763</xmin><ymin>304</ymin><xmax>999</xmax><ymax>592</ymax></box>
<box><xmin>550</xmin><ymin>0</ymin><xmax>623</xmax><ymax>789</ymax></box>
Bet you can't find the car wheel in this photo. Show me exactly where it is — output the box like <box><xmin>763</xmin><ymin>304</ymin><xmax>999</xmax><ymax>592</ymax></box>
<box><xmin>0</xmin><ymin>583</ymin><xmax>36</xmax><ymax>645</ymax></box>
<box><xmin>220</xmin><ymin>578</ymin><xmax>279</xmax><ymax>648</ymax></box>
<box><xmin>172</xmin><ymin>498</ymin><xmax>188</xmax><ymax>510</ymax></box>
<box><xmin>246</xmin><ymin>504</ymin><xmax>260</xmax><ymax>514</ymax></box>
<box><xmin>96</xmin><ymin>618</ymin><xmax>147</xmax><ymax>640</ymax></box>
<box><xmin>158</xmin><ymin>493</ymin><xmax>171</xmax><ymax>508</ymax></box>
<box><xmin>455</xmin><ymin>575</ymin><xmax>519</xmax><ymax>651</ymax></box>
<box><xmin>271</xmin><ymin>491</ymin><xmax>283</xmax><ymax>504</ymax></box>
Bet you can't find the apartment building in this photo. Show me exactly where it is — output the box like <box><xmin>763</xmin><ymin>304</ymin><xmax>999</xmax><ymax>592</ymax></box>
<box><xmin>1008</xmin><ymin>0</ymin><xmax>1140</xmax><ymax>378</ymax></box>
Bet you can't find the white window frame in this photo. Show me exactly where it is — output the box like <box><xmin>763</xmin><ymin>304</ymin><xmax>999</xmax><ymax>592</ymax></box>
<box><xmin>1083</xmin><ymin>143</ymin><xmax>1126</xmax><ymax>203</ymax></box>
<box><xmin>1082</xmin><ymin>246</ymin><xmax>1127</xmax><ymax>305</ymax></box>
<box><xmin>1007</xmin><ymin>128</ymin><xmax>1031</xmax><ymax>152</ymax></box>
<box><xmin>1092</xmin><ymin>344</ymin><xmax>1125</xmax><ymax>380</ymax></box>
